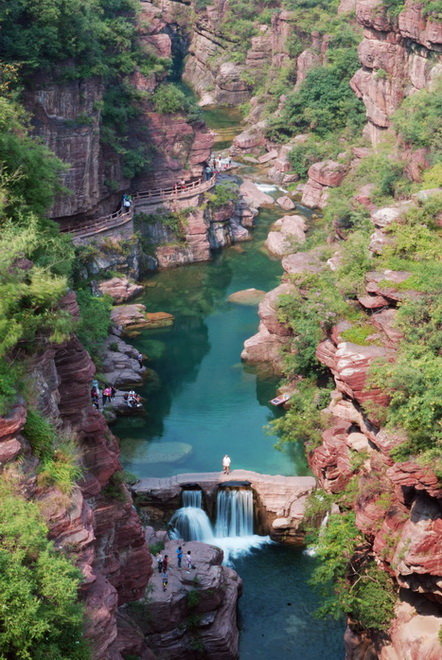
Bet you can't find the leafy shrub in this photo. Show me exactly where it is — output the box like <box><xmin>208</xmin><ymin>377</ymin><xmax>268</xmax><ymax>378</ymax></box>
<box><xmin>0</xmin><ymin>221</ymin><xmax>73</xmax><ymax>359</ymax></box>
<box><xmin>24</xmin><ymin>410</ymin><xmax>83</xmax><ymax>494</ymax></box>
<box><xmin>0</xmin><ymin>95</ymin><xmax>66</xmax><ymax>220</ymax></box>
<box><xmin>278</xmin><ymin>271</ymin><xmax>352</xmax><ymax>377</ymax></box>
<box><xmin>75</xmin><ymin>289</ymin><xmax>112</xmax><ymax>361</ymax></box>
<box><xmin>393</xmin><ymin>80</ymin><xmax>442</xmax><ymax>161</ymax></box>
<box><xmin>206</xmin><ymin>183</ymin><xmax>239</xmax><ymax>209</ymax></box>
<box><xmin>153</xmin><ymin>83</ymin><xmax>189</xmax><ymax>114</ymax></box>
<box><xmin>271</xmin><ymin>379</ymin><xmax>332</xmax><ymax>451</ymax></box>
<box><xmin>266</xmin><ymin>48</ymin><xmax>364</xmax><ymax>141</ymax></box>
<box><xmin>0</xmin><ymin>490</ymin><xmax>89</xmax><ymax>659</ymax></box>
<box><xmin>310</xmin><ymin>511</ymin><xmax>396</xmax><ymax>631</ymax></box>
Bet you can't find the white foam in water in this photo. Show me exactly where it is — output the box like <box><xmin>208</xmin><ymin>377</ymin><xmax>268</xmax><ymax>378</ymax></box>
<box><xmin>169</xmin><ymin>487</ymin><xmax>274</xmax><ymax>564</ymax></box>
<box><xmin>254</xmin><ymin>183</ymin><xmax>278</xmax><ymax>193</ymax></box>
<box><xmin>254</xmin><ymin>182</ymin><xmax>288</xmax><ymax>194</ymax></box>
<box><xmin>213</xmin><ymin>534</ymin><xmax>273</xmax><ymax>565</ymax></box>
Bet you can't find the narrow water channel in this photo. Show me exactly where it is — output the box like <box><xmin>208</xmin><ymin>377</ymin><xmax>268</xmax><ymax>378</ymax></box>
<box><xmin>115</xmin><ymin>106</ymin><xmax>344</xmax><ymax>658</ymax></box>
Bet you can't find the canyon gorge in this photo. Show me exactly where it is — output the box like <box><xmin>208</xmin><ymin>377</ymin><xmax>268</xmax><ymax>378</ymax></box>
<box><xmin>0</xmin><ymin>0</ymin><xmax>441</xmax><ymax>659</ymax></box>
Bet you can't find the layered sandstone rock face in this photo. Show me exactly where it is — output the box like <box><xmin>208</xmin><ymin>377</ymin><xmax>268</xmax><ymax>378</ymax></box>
<box><xmin>351</xmin><ymin>0</ymin><xmax>442</xmax><ymax>149</ymax></box>
<box><xmin>301</xmin><ymin>160</ymin><xmax>348</xmax><ymax>209</ymax></box>
<box><xmin>309</xmin><ymin>263</ymin><xmax>442</xmax><ymax>657</ymax></box>
<box><xmin>241</xmin><ymin>282</ymin><xmax>295</xmax><ymax>374</ymax></box>
<box><xmin>134</xmin><ymin>532</ymin><xmax>242</xmax><ymax>659</ymax></box>
<box><xmin>0</xmin><ymin>292</ymin><xmax>153</xmax><ymax>659</ymax></box>
<box><xmin>24</xmin><ymin>78</ymin><xmax>108</xmax><ymax>220</ymax></box>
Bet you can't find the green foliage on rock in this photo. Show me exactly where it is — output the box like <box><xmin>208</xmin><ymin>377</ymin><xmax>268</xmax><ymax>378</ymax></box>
<box><xmin>0</xmin><ymin>93</ymin><xmax>66</xmax><ymax>221</ymax></box>
<box><xmin>0</xmin><ymin>487</ymin><xmax>89</xmax><ymax>659</ymax></box>
<box><xmin>309</xmin><ymin>509</ymin><xmax>396</xmax><ymax>632</ymax></box>
<box><xmin>24</xmin><ymin>409</ymin><xmax>83</xmax><ymax>494</ymax></box>
<box><xmin>206</xmin><ymin>182</ymin><xmax>239</xmax><ymax>209</ymax></box>
<box><xmin>0</xmin><ymin>0</ymin><xmax>142</xmax><ymax>79</ymax></box>
<box><xmin>393</xmin><ymin>79</ymin><xmax>442</xmax><ymax>162</ymax></box>
<box><xmin>76</xmin><ymin>289</ymin><xmax>112</xmax><ymax>361</ymax></box>
<box><xmin>0</xmin><ymin>220</ymin><xmax>73</xmax><ymax>359</ymax></box>
<box><xmin>271</xmin><ymin>379</ymin><xmax>332</xmax><ymax>451</ymax></box>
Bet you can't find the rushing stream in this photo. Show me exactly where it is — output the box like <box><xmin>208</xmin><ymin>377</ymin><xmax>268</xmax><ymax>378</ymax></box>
<box><xmin>116</xmin><ymin>105</ymin><xmax>344</xmax><ymax>658</ymax></box>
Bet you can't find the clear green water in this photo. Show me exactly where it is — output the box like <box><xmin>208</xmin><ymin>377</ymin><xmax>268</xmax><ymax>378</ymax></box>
<box><xmin>115</xmin><ymin>206</ymin><xmax>309</xmax><ymax>478</ymax></box>
<box><xmin>115</xmin><ymin>106</ymin><xmax>344</xmax><ymax>658</ymax></box>
<box><xmin>235</xmin><ymin>545</ymin><xmax>344</xmax><ymax>659</ymax></box>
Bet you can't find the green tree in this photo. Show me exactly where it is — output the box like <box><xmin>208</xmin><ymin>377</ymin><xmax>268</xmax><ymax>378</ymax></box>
<box><xmin>0</xmin><ymin>490</ymin><xmax>89</xmax><ymax>659</ymax></box>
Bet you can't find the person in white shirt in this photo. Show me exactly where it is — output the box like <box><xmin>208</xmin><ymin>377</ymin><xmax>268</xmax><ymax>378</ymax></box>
<box><xmin>222</xmin><ymin>454</ymin><xmax>231</xmax><ymax>474</ymax></box>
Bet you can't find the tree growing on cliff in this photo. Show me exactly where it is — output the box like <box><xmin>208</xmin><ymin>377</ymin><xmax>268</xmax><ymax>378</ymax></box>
<box><xmin>0</xmin><ymin>487</ymin><xmax>89</xmax><ymax>659</ymax></box>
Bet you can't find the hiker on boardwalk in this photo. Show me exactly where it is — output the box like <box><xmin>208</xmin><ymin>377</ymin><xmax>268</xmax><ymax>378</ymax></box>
<box><xmin>122</xmin><ymin>193</ymin><xmax>132</xmax><ymax>212</ymax></box>
<box><xmin>222</xmin><ymin>454</ymin><xmax>231</xmax><ymax>474</ymax></box>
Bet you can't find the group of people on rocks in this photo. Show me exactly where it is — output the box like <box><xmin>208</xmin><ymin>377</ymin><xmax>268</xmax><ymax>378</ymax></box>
<box><xmin>123</xmin><ymin>390</ymin><xmax>143</xmax><ymax>408</ymax></box>
<box><xmin>156</xmin><ymin>547</ymin><xmax>195</xmax><ymax>591</ymax></box>
<box><xmin>207</xmin><ymin>155</ymin><xmax>232</xmax><ymax>175</ymax></box>
<box><xmin>90</xmin><ymin>381</ymin><xmax>143</xmax><ymax>410</ymax></box>
<box><xmin>91</xmin><ymin>382</ymin><xmax>116</xmax><ymax>409</ymax></box>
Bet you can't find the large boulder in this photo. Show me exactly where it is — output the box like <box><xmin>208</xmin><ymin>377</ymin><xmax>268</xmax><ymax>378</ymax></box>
<box><xmin>239</xmin><ymin>179</ymin><xmax>274</xmax><ymax>209</ymax></box>
<box><xmin>133</xmin><ymin>536</ymin><xmax>241</xmax><ymax>659</ymax></box>
<box><xmin>98</xmin><ymin>277</ymin><xmax>143</xmax><ymax>303</ymax></box>
<box><xmin>241</xmin><ymin>322</ymin><xmax>291</xmax><ymax>374</ymax></box>
<box><xmin>264</xmin><ymin>215</ymin><xmax>306</xmax><ymax>257</ymax></box>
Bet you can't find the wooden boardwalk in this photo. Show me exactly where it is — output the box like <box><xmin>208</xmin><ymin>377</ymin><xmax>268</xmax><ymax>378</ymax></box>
<box><xmin>61</xmin><ymin>174</ymin><xmax>217</xmax><ymax>240</ymax></box>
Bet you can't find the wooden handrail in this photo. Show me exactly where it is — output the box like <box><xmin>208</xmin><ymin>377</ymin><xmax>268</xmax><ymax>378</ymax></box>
<box><xmin>62</xmin><ymin>174</ymin><xmax>217</xmax><ymax>239</ymax></box>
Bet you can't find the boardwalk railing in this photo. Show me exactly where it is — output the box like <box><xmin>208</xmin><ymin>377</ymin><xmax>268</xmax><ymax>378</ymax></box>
<box><xmin>61</xmin><ymin>175</ymin><xmax>217</xmax><ymax>240</ymax></box>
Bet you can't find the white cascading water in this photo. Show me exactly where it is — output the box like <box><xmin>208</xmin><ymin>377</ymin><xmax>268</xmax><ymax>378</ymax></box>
<box><xmin>169</xmin><ymin>506</ymin><xmax>214</xmax><ymax>542</ymax></box>
<box><xmin>215</xmin><ymin>488</ymin><xmax>253</xmax><ymax>537</ymax></box>
<box><xmin>169</xmin><ymin>488</ymin><xmax>271</xmax><ymax>563</ymax></box>
<box><xmin>182</xmin><ymin>489</ymin><xmax>202</xmax><ymax>508</ymax></box>
<box><xmin>304</xmin><ymin>511</ymin><xmax>329</xmax><ymax>557</ymax></box>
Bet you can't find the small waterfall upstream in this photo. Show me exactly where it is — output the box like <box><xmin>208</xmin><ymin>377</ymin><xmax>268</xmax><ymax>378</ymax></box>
<box><xmin>182</xmin><ymin>489</ymin><xmax>202</xmax><ymax>508</ymax></box>
<box><xmin>169</xmin><ymin>487</ymin><xmax>271</xmax><ymax>562</ymax></box>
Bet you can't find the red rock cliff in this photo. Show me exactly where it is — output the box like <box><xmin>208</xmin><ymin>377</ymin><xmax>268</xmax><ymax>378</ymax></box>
<box><xmin>0</xmin><ymin>291</ymin><xmax>152</xmax><ymax>659</ymax></box>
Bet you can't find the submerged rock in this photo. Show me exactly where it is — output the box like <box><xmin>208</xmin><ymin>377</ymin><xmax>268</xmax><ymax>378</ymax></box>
<box><xmin>227</xmin><ymin>288</ymin><xmax>266</xmax><ymax>305</ymax></box>
<box><xmin>145</xmin><ymin>442</ymin><xmax>193</xmax><ymax>464</ymax></box>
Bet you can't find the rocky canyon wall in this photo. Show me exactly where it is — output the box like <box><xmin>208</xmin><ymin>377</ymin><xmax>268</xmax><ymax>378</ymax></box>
<box><xmin>0</xmin><ymin>291</ymin><xmax>153</xmax><ymax>659</ymax></box>
<box><xmin>350</xmin><ymin>0</ymin><xmax>442</xmax><ymax>148</ymax></box>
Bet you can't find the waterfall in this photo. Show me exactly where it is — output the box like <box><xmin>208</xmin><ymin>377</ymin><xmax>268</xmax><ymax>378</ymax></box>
<box><xmin>304</xmin><ymin>512</ymin><xmax>329</xmax><ymax>557</ymax></box>
<box><xmin>182</xmin><ymin>489</ymin><xmax>202</xmax><ymax>508</ymax></box>
<box><xmin>169</xmin><ymin>487</ymin><xmax>271</xmax><ymax>562</ymax></box>
<box><xmin>169</xmin><ymin>507</ymin><xmax>214</xmax><ymax>542</ymax></box>
<box><xmin>215</xmin><ymin>488</ymin><xmax>254</xmax><ymax>537</ymax></box>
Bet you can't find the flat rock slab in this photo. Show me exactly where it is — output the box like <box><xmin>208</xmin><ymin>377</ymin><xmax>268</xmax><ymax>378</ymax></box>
<box><xmin>98</xmin><ymin>277</ymin><xmax>143</xmax><ymax>303</ymax></box>
<box><xmin>239</xmin><ymin>179</ymin><xmax>274</xmax><ymax>208</ymax></box>
<box><xmin>227</xmin><ymin>288</ymin><xmax>266</xmax><ymax>305</ymax></box>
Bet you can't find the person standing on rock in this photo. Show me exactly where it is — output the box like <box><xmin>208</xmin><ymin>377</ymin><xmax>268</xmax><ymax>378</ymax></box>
<box><xmin>162</xmin><ymin>554</ymin><xmax>169</xmax><ymax>572</ymax></box>
<box><xmin>162</xmin><ymin>569</ymin><xmax>168</xmax><ymax>592</ymax></box>
<box><xmin>176</xmin><ymin>546</ymin><xmax>183</xmax><ymax>569</ymax></box>
<box><xmin>156</xmin><ymin>552</ymin><xmax>163</xmax><ymax>574</ymax></box>
<box><xmin>185</xmin><ymin>550</ymin><xmax>194</xmax><ymax>572</ymax></box>
<box><xmin>222</xmin><ymin>454</ymin><xmax>231</xmax><ymax>474</ymax></box>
